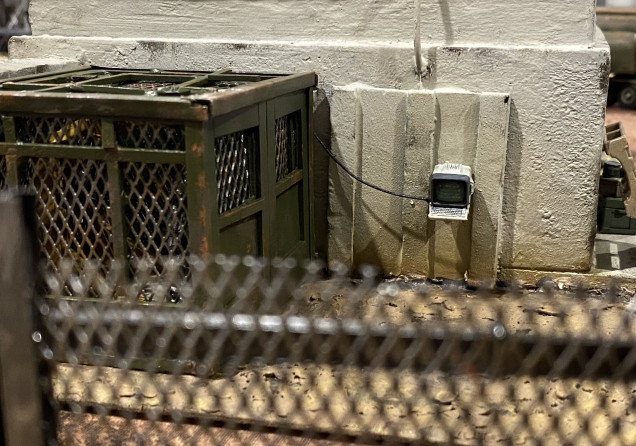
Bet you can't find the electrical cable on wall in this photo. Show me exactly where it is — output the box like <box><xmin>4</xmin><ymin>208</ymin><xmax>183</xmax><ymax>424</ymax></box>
<box><xmin>313</xmin><ymin>133</ymin><xmax>431</xmax><ymax>203</ymax></box>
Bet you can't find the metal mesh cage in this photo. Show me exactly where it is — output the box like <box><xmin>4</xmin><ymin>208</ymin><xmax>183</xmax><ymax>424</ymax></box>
<box><xmin>15</xmin><ymin>116</ymin><xmax>102</xmax><ymax>146</ymax></box>
<box><xmin>109</xmin><ymin>80</ymin><xmax>179</xmax><ymax>91</ymax></box>
<box><xmin>215</xmin><ymin>128</ymin><xmax>259</xmax><ymax>214</ymax></box>
<box><xmin>0</xmin><ymin>67</ymin><xmax>314</xmax><ymax>293</ymax></box>
<box><xmin>122</xmin><ymin>162</ymin><xmax>189</xmax><ymax>278</ymax></box>
<box><xmin>275</xmin><ymin>111</ymin><xmax>301</xmax><ymax>181</ymax></box>
<box><xmin>25</xmin><ymin>157</ymin><xmax>113</xmax><ymax>275</ymax></box>
<box><xmin>114</xmin><ymin>121</ymin><xmax>186</xmax><ymax>151</ymax></box>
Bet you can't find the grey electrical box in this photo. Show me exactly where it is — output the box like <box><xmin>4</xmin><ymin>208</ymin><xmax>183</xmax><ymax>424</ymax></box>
<box><xmin>428</xmin><ymin>163</ymin><xmax>474</xmax><ymax>221</ymax></box>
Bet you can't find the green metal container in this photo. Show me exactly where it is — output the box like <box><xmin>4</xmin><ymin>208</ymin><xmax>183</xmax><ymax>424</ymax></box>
<box><xmin>0</xmin><ymin>66</ymin><xmax>316</xmax><ymax>278</ymax></box>
<box><xmin>598</xmin><ymin>196</ymin><xmax>636</xmax><ymax>235</ymax></box>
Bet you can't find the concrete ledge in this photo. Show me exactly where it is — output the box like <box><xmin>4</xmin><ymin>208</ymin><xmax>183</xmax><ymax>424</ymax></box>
<box><xmin>0</xmin><ymin>58</ymin><xmax>81</xmax><ymax>80</ymax></box>
<box><xmin>29</xmin><ymin>0</ymin><xmax>597</xmax><ymax>47</ymax></box>
<box><xmin>499</xmin><ymin>268</ymin><xmax>636</xmax><ymax>289</ymax></box>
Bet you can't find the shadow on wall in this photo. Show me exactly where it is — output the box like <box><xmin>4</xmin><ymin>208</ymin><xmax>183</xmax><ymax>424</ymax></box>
<box><xmin>353</xmin><ymin>95</ymin><xmax>407</xmax><ymax>270</ymax></box>
<box><xmin>499</xmin><ymin>101</ymin><xmax>523</xmax><ymax>269</ymax></box>
<box><xmin>313</xmin><ymin>89</ymin><xmax>331</xmax><ymax>260</ymax></box>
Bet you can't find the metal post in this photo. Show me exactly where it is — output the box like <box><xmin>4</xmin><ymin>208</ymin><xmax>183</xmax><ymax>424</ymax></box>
<box><xmin>0</xmin><ymin>190</ymin><xmax>45</xmax><ymax>446</ymax></box>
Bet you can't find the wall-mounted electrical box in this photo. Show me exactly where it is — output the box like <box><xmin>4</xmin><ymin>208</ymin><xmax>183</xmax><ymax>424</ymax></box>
<box><xmin>428</xmin><ymin>163</ymin><xmax>474</xmax><ymax>221</ymax></box>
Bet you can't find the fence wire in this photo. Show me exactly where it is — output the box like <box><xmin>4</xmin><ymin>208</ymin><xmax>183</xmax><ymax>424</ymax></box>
<box><xmin>0</xmin><ymin>0</ymin><xmax>30</xmax><ymax>51</ymax></box>
<box><xmin>23</xmin><ymin>255</ymin><xmax>636</xmax><ymax>445</ymax></box>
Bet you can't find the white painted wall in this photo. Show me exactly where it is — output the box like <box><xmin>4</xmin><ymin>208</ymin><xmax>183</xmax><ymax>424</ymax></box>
<box><xmin>29</xmin><ymin>0</ymin><xmax>597</xmax><ymax>46</ymax></box>
<box><xmin>12</xmin><ymin>0</ymin><xmax>610</xmax><ymax>278</ymax></box>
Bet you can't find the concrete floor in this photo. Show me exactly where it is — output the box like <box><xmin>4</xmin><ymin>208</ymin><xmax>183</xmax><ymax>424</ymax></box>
<box><xmin>594</xmin><ymin>233</ymin><xmax>636</xmax><ymax>275</ymax></box>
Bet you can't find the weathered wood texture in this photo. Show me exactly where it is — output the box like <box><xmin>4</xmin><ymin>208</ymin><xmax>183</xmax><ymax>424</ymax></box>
<box><xmin>0</xmin><ymin>193</ymin><xmax>45</xmax><ymax>446</ymax></box>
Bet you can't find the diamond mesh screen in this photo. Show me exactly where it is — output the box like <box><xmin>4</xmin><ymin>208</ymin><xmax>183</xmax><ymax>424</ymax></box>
<box><xmin>114</xmin><ymin>121</ymin><xmax>186</xmax><ymax>151</ymax></box>
<box><xmin>216</xmin><ymin>128</ymin><xmax>259</xmax><ymax>214</ymax></box>
<box><xmin>0</xmin><ymin>155</ymin><xmax>7</xmax><ymax>191</ymax></box>
<box><xmin>122</xmin><ymin>162</ymin><xmax>189</xmax><ymax>279</ymax></box>
<box><xmin>25</xmin><ymin>157</ymin><xmax>113</xmax><ymax>275</ymax></box>
<box><xmin>24</xmin><ymin>258</ymin><xmax>636</xmax><ymax>445</ymax></box>
<box><xmin>15</xmin><ymin>116</ymin><xmax>102</xmax><ymax>146</ymax></box>
<box><xmin>275</xmin><ymin>111</ymin><xmax>301</xmax><ymax>181</ymax></box>
<box><xmin>110</xmin><ymin>80</ymin><xmax>178</xmax><ymax>91</ymax></box>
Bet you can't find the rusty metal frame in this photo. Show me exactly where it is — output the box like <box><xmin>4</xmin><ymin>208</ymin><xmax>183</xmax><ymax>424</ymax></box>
<box><xmin>0</xmin><ymin>66</ymin><xmax>316</xmax><ymax>281</ymax></box>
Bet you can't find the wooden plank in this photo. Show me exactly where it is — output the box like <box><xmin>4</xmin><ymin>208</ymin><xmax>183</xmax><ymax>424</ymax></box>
<box><xmin>0</xmin><ymin>193</ymin><xmax>46</xmax><ymax>446</ymax></box>
<box><xmin>0</xmin><ymin>93</ymin><xmax>208</xmax><ymax>122</ymax></box>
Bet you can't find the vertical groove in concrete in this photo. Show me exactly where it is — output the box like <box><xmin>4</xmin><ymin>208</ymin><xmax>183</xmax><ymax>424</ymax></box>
<box><xmin>468</xmin><ymin>93</ymin><xmax>511</xmax><ymax>283</ymax></box>
<box><xmin>429</xmin><ymin>91</ymin><xmax>477</xmax><ymax>279</ymax></box>
<box><xmin>351</xmin><ymin>89</ymin><xmax>363</xmax><ymax>264</ymax></box>
<box><xmin>351</xmin><ymin>88</ymin><xmax>406</xmax><ymax>274</ymax></box>
<box><xmin>402</xmin><ymin>90</ymin><xmax>435</xmax><ymax>274</ymax></box>
<box><xmin>328</xmin><ymin>87</ymin><xmax>357</xmax><ymax>266</ymax></box>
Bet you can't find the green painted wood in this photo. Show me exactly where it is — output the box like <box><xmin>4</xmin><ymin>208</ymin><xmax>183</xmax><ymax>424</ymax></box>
<box><xmin>0</xmin><ymin>66</ymin><xmax>316</xmax><ymax>284</ymax></box>
<box><xmin>2</xmin><ymin>117</ymin><xmax>20</xmax><ymax>188</ymax></box>
<box><xmin>185</xmin><ymin>121</ymin><xmax>208</xmax><ymax>256</ymax></box>
<box><xmin>103</xmin><ymin>119</ymin><xmax>128</xmax><ymax>264</ymax></box>
<box><xmin>0</xmin><ymin>94</ymin><xmax>208</xmax><ymax>121</ymax></box>
<box><xmin>202</xmin><ymin>119</ymin><xmax>221</xmax><ymax>257</ymax></box>
<box><xmin>262</xmin><ymin>101</ymin><xmax>275</xmax><ymax>262</ymax></box>
<box><xmin>218</xmin><ymin>198</ymin><xmax>265</xmax><ymax>231</ymax></box>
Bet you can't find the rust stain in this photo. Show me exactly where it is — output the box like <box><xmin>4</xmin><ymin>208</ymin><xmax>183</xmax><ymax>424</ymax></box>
<box><xmin>197</xmin><ymin>172</ymin><xmax>205</xmax><ymax>190</ymax></box>
<box><xmin>199</xmin><ymin>207</ymin><xmax>207</xmax><ymax>226</ymax></box>
<box><xmin>191</xmin><ymin>142</ymin><xmax>204</xmax><ymax>156</ymax></box>
<box><xmin>200</xmin><ymin>236</ymin><xmax>209</xmax><ymax>255</ymax></box>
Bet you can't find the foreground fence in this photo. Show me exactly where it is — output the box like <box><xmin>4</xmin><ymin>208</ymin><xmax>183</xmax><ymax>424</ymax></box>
<box><xmin>3</xmin><ymin>191</ymin><xmax>636</xmax><ymax>445</ymax></box>
<box><xmin>0</xmin><ymin>0</ymin><xmax>29</xmax><ymax>51</ymax></box>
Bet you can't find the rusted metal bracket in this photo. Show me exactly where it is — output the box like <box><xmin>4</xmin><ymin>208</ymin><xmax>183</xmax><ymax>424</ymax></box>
<box><xmin>604</xmin><ymin>122</ymin><xmax>636</xmax><ymax>217</ymax></box>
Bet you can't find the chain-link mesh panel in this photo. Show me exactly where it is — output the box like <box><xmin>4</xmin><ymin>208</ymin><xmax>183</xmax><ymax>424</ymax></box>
<box><xmin>114</xmin><ymin>121</ymin><xmax>186</xmax><ymax>151</ymax></box>
<box><xmin>15</xmin><ymin>116</ymin><xmax>102</xmax><ymax>146</ymax></box>
<box><xmin>26</xmin><ymin>157</ymin><xmax>113</xmax><ymax>276</ymax></box>
<box><xmin>216</xmin><ymin>128</ymin><xmax>259</xmax><ymax>214</ymax></box>
<box><xmin>30</xmin><ymin>257</ymin><xmax>636</xmax><ymax>445</ymax></box>
<box><xmin>121</xmin><ymin>162</ymin><xmax>189</xmax><ymax>281</ymax></box>
<box><xmin>275</xmin><ymin>112</ymin><xmax>301</xmax><ymax>181</ymax></box>
<box><xmin>0</xmin><ymin>155</ymin><xmax>7</xmax><ymax>191</ymax></box>
<box><xmin>110</xmin><ymin>80</ymin><xmax>179</xmax><ymax>91</ymax></box>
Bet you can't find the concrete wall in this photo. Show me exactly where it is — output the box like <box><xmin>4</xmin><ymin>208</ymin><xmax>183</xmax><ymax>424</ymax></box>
<box><xmin>13</xmin><ymin>0</ymin><xmax>610</xmax><ymax>278</ymax></box>
<box><xmin>29</xmin><ymin>0</ymin><xmax>597</xmax><ymax>46</ymax></box>
<box><xmin>329</xmin><ymin>86</ymin><xmax>510</xmax><ymax>281</ymax></box>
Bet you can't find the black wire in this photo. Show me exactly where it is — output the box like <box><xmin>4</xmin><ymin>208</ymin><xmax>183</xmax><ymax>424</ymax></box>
<box><xmin>313</xmin><ymin>133</ymin><xmax>431</xmax><ymax>203</ymax></box>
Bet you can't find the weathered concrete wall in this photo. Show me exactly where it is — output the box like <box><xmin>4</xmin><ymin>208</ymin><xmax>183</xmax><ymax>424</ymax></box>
<box><xmin>0</xmin><ymin>58</ymin><xmax>79</xmax><ymax>79</ymax></box>
<box><xmin>329</xmin><ymin>86</ymin><xmax>510</xmax><ymax>280</ymax></box>
<box><xmin>13</xmin><ymin>0</ymin><xmax>610</xmax><ymax>278</ymax></box>
<box><xmin>30</xmin><ymin>0</ymin><xmax>597</xmax><ymax>46</ymax></box>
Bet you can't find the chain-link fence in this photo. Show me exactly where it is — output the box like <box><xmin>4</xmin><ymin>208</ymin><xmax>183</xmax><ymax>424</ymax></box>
<box><xmin>4</xmin><ymin>191</ymin><xmax>636</xmax><ymax>445</ymax></box>
<box><xmin>0</xmin><ymin>0</ymin><xmax>29</xmax><ymax>52</ymax></box>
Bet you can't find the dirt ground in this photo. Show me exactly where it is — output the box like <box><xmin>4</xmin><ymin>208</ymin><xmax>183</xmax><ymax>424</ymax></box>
<box><xmin>52</xmin><ymin>281</ymin><xmax>636</xmax><ymax>445</ymax></box>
